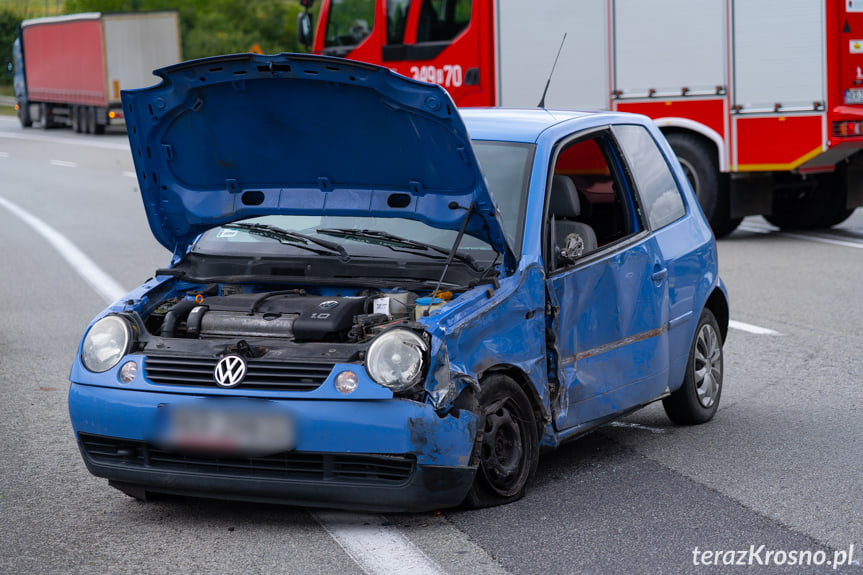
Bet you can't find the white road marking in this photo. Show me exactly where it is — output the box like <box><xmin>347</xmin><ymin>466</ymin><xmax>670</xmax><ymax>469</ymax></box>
<box><xmin>50</xmin><ymin>159</ymin><xmax>78</xmax><ymax>168</ymax></box>
<box><xmin>778</xmin><ymin>231</ymin><xmax>863</xmax><ymax>250</ymax></box>
<box><xmin>729</xmin><ymin>320</ymin><xmax>781</xmax><ymax>336</ymax></box>
<box><xmin>0</xmin><ymin>131</ymin><xmax>128</xmax><ymax>151</ymax></box>
<box><xmin>313</xmin><ymin>512</ymin><xmax>448</xmax><ymax>575</ymax></box>
<box><xmin>123</xmin><ymin>171</ymin><xmax>138</xmax><ymax>178</ymax></box>
<box><xmin>0</xmin><ymin>152</ymin><xmax>9</xmax><ymax>158</ymax></box>
<box><xmin>738</xmin><ymin>223</ymin><xmax>863</xmax><ymax>249</ymax></box>
<box><xmin>737</xmin><ymin>224</ymin><xmax>772</xmax><ymax>235</ymax></box>
<box><xmin>0</xmin><ymin>195</ymin><xmax>126</xmax><ymax>304</ymax></box>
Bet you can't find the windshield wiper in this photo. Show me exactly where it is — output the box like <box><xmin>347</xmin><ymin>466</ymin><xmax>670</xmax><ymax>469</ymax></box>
<box><xmin>224</xmin><ymin>223</ymin><xmax>350</xmax><ymax>262</ymax></box>
<box><xmin>316</xmin><ymin>228</ymin><xmax>480</xmax><ymax>270</ymax></box>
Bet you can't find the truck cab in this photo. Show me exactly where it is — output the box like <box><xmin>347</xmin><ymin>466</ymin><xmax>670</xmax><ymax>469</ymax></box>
<box><xmin>12</xmin><ymin>34</ymin><xmax>32</xmax><ymax>127</ymax></box>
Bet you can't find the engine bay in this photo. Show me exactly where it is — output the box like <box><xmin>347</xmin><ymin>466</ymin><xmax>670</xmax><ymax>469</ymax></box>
<box><xmin>143</xmin><ymin>284</ymin><xmax>451</xmax><ymax>345</ymax></box>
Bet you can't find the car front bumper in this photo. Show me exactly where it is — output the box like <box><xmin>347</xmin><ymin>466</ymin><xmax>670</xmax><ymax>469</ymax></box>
<box><xmin>69</xmin><ymin>383</ymin><xmax>479</xmax><ymax>512</ymax></box>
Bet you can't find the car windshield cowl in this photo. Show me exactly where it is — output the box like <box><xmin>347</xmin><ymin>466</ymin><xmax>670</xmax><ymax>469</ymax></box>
<box><xmin>159</xmin><ymin>250</ymin><xmax>492</xmax><ymax>291</ymax></box>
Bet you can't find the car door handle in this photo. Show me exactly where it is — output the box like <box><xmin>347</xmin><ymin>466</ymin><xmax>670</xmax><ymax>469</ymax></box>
<box><xmin>651</xmin><ymin>267</ymin><xmax>668</xmax><ymax>282</ymax></box>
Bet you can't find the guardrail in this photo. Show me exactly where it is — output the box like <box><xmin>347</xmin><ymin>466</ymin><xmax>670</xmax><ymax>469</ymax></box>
<box><xmin>0</xmin><ymin>96</ymin><xmax>16</xmax><ymax>108</ymax></box>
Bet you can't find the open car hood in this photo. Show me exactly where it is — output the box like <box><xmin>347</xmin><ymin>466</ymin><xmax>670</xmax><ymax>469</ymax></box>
<box><xmin>122</xmin><ymin>53</ymin><xmax>515</xmax><ymax>270</ymax></box>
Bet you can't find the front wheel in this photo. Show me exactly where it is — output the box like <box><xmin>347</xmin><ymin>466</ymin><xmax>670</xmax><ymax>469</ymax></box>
<box><xmin>17</xmin><ymin>100</ymin><xmax>32</xmax><ymax>128</ymax></box>
<box><xmin>462</xmin><ymin>374</ymin><xmax>539</xmax><ymax>508</ymax></box>
<box><xmin>663</xmin><ymin>308</ymin><xmax>723</xmax><ymax>425</ymax></box>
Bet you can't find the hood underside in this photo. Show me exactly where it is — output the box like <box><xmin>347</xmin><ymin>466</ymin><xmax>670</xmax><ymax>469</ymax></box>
<box><xmin>122</xmin><ymin>53</ymin><xmax>514</xmax><ymax>269</ymax></box>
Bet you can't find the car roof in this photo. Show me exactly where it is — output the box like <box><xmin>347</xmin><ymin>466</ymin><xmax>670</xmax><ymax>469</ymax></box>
<box><xmin>461</xmin><ymin>107</ymin><xmax>647</xmax><ymax>143</ymax></box>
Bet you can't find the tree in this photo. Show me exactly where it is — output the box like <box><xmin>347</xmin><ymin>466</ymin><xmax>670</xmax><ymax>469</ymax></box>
<box><xmin>62</xmin><ymin>0</ymin><xmax>306</xmax><ymax>60</ymax></box>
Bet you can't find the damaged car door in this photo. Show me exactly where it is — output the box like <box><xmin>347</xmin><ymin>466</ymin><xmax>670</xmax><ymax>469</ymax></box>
<box><xmin>544</xmin><ymin>128</ymin><xmax>671</xmax><ymax>433</ymax></box>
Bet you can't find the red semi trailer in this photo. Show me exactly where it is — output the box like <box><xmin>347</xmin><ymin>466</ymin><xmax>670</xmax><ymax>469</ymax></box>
<box><xmin>13</xmin><ymin>11</ymin><xmax>181</xmax><ymax>134</ymax></box>
<box><xmin>298</xmin><ymin>0</ymin><xmax>863</xmax><ymax>234</ymax></box>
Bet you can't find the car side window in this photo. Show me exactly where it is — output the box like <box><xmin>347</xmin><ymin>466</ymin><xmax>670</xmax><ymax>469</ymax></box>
<box><xmin>545</xmin><ymin>131</ymin><xmax>642</xmax><ymax>271</ymax></box>
<box><xmin>613</xmin><ymin>124</ymin><xmax>686</xmax><ymax>230</ymax></box>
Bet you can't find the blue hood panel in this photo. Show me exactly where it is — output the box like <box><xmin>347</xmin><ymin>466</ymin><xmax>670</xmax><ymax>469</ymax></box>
<box><xmin>122</xmin><ymin>53</ymin><xmax>513</xmax><ymax>267</ymax></box>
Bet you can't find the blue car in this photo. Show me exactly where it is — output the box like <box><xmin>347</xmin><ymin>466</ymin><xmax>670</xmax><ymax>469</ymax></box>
<box><xmin>69</xmin><ymin>53</ymin><xmax>729</xmax><ymax>512</ymax></box>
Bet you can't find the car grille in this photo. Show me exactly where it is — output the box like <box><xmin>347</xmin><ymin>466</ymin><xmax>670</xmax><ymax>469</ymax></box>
<box><xmin>79</xmin><ymin>434</ymin><xmax>415</xmax><ymax>486</ymax></box>
<box><xmin>144</xmin><ymin>355</ymin><xmax>333</xmax><ymax>391</ymax></box>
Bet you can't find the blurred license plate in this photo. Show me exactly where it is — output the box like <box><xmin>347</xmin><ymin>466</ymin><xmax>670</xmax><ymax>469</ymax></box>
<box><xmin>845</xmin><ymin>89</ymin><xmax>863</xmax><ymax>104</ymax></box>
<box><xmin>159</xmin><ymin>401</ymin><xmax>295</xmax><ymax>456</ymax></box>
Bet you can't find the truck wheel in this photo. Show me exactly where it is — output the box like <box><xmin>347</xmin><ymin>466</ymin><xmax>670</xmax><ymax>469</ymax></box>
<box><xmin>86</xmin><ymin>107</ymin><xmax>96</xmax><ymax>134</ymax></box>
<box><xmin>94</xmin><ymin>114</ymin><xmax>106</xmax><ymax>135</ymax></box>
<box><xmin>663</xmin><ymin>308</ymin><xmax>723</xmax><ymax>425</ymax></box>
<box><xmin>39</xmin><ymin>103</ymin><xmax>52</xmax><ymax>129</ymax></box>
<box><xmin>71</xmin><ymin>106</ymin><xmax>80</xmax><ymax>133</ymax></box>
<box><xmin>17</xmin><ymin>101</ymin><xmax>33</xmax><ymax>128</ymax></box>
<box><xmin>665</xmin><ymin>133</ymin><xmax>736</xmax><ymax>236</ymax></box>
<box><xmin>765</xmin><ymin>172</ymin><xmax>851</xmax><ymax>229</ymax></box>
<box><xmin>462</xmin><ymin>374</ymin><xmax>539</xmax><ymax>508</ymax></box>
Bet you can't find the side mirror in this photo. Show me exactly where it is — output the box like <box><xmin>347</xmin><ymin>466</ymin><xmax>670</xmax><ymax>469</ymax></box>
<box><xmin>560</xmin><ymin>233</ymin><xmax>585</xmax><ymax>261</ymax></box>
<box><xmin>5</xmin><ymin>59</ymin><xmax>12</xmax><ymax>77</ymax></box>
<box><xmin>297</xmin><ymin>12</ymin><xmax>314</xmax><ymax>48</ymax></box>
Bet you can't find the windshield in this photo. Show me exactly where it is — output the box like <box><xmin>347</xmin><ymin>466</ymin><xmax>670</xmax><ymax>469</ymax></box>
<box><xmin>324</xmin><ymin>0</ymin><xmax>375</xmax><ymax>49</ymax></box>
<box><xmin>194</xmin><ymin>140</ymin><xmax>533</xmax><ymax>261</ymax></box>
<box><xmin>196</xmin><ymin>215</ymin><xmax>493</xmax><ymax>257</ymax></box>
<box><xmin>472</xmin><ymin>140</ymin><xmax>534</xmax><ymax>254</ymax></box>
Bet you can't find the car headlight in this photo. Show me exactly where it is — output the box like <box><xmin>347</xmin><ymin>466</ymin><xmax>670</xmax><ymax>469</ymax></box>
<box><xmin>366</xmin><ymin>329</ymin><xmax>428</xmax><ymax>392</ymax></box>
<box><xmin>81</xmin><ymin>316</ymin><xmax>133</xmax><ymax>373</ymax></box>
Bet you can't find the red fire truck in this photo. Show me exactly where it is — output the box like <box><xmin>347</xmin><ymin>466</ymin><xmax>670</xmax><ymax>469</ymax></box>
<box><xmin>298</xmin><ymin>0</ymin><xmax>863</xmax><ymax>236</ymax></box>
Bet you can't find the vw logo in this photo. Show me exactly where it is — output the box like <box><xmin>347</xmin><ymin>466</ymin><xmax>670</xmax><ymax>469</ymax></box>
<box><xmin>214</xmin><ymin>355</ymin><xmax>247</xmax><ymax>388</ymax></box>
<box><xmin>319</xmin><ymin>300</ymin><xmax>339</xmax><ymax>309</ymax></box>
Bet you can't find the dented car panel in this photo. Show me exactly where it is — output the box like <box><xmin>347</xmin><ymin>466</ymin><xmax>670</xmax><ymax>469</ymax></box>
<box><xmin>68</xmin><ymin>53</ymin><xmax>728</xmax><ymax>511</ymax></box>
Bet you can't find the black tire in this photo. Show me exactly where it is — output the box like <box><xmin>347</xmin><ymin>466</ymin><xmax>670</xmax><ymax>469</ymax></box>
<box><xmin>765</xmin><ymin>172</ymin><xmax>852</xmax><ymax>229</ymax></box>
<box><xmin>462</xmin><ymin>374</ymin><xmax>539</xmax><ymax>508</ymax></box>
<box><xmin>86</xmin><ymin>106</ymin><xmax>96</xmax><ymax>135</ymax></box>
<box><xmin>665</xmin><ymin>132</ymin><xmax>720</xmax><ymax>227</ymax></box>
<box><xmin>17</xmin><ymin>100</ymin><xmax>32</xmax><ymax>128</ymax></box>
<box><xmin>39</xmin><ymin>103</ymin><xmax>51</xmax><ymax>129</ymax></box>
<box><xmin>712</xmin><ymin>215</ymin><xmax>743</xmax><ymax>237</ymax></box>
<box><xmin>94</xmin><ymin>109</ymin><xmax>106</xmax><ymax>135</ymax></box>
<box><xmin>663</xmin><ymin>308</ymin><xmax>723</xmax><ymax>425</ymax></box>
<box><xmin>71</xmin><ymin>106</ymin><xmax>80</xmax><ymax>133</ymax></box>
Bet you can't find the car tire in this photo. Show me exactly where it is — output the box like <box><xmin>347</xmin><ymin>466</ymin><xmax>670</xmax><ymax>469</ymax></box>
<box><xmin>663</xmin><ymin>308</ymin><xmax>723</xmax><ymax>425</ymax></box>
<box><xmin>462</xmin><ymin>374</ymin><xmax>539</xmax><ymax>508</ymax></box>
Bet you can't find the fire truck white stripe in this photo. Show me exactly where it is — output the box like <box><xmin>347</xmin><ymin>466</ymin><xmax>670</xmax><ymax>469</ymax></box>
<box><xmin>0</xmin><ymin>195</ymin><xmax>126</xmax><ymax>304</ymax></box>
<box><xmin>312</xmin><ymin>511</ymin><xmax>448</xmax><ymax>575</ymax></box>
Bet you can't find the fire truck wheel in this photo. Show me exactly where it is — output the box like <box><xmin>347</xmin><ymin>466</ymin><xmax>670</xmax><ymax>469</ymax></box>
<box><xmin>665</xmin><ymin>132</ymin><xmax>725</xmax><ymax>233</ymax></box>
<box><xmin>765</xmin><ymin>172</ymin><xmax>852</xmax><ymax>229</ymax></box>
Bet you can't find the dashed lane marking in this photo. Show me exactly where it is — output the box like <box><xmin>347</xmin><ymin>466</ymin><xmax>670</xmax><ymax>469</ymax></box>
<box><xmin>312</xmin><ymin>511</ymin><xmax>448</xmax><ymax>575</ymax></box>
<box><xmin>50</xmin><ymin>159</ymin><xmax>78</xmax><ymax>168</ymax></box>
<box><xmin>729</xmin><ymin>320</ymin><xmax>781</xmax><ymax>336</ymax></box>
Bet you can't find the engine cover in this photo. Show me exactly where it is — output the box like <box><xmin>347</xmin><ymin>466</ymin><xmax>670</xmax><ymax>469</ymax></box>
<box><xmin>190</xmin><ymin>293</ymin><xmax>368</xmax><ymax>341</ymax></box>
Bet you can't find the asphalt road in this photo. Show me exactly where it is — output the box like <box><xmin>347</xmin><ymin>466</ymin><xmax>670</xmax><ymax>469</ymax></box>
<box><xmin>1</xmin><ymin>116</ymin><xmax>862</xmax><ymax>574</ymax></box>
